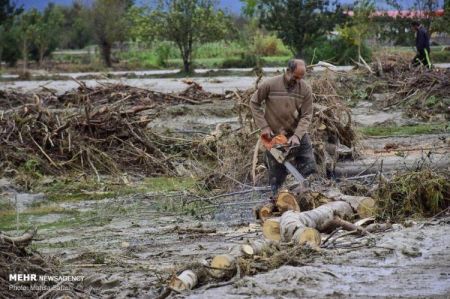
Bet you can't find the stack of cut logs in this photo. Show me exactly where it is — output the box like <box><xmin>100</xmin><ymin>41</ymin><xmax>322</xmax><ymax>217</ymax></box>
<box><xmin>167</xmin><ymin>188</ymin><xmax>378</xmax><ymax>293</ymax></box>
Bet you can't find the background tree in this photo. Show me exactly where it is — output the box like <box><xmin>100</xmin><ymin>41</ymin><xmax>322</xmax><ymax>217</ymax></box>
<box><xmin>338</xmin><ymin>0</ymin><xmax>375</xmax><ymax>62</ymax></box>
<box><xmin>243</xmin><ymin>0</ymin><xmax>346</xmax><ymax>57</ymax></box>
<box><xmin>91</xmin><ymin>0</ymin><xmax>131</xmax><ymax>67</ymax></box>
<box><xmin>0</xmin><ymin>0</ymin><xmax>23</xmax><ymax>67</ymax></box>
<box><xmin>412</xmin><ymin>0</ymin><xmax>441</xmax><ymax>33</ymax></box>
<box><xmin>15</xmin><ymin>10</ymin><xmax>39</xmax><ymax>73</ymax></box>
<box><xmin>373</xmin><ymin>14</ymin><xmax>413</xmax><ymax>46</ymax></box>
<box><xmin>148</xmin><ymin>0</ymin><xmax>233</xmax><ymax>73</ymax></box>
<box><xmin>431</xmin><ymin>0</ymin><xmax>449</xmax><ymax>34</ymax></box>
<box><xmin>59</xmin><ymin>1</ymin><xmax>93</xmax><ymax>49</ymax></box>
<box><xmin>33</xmin><ymin>4</ymin><xmax>63</xmax><ymax>66</ymax></box>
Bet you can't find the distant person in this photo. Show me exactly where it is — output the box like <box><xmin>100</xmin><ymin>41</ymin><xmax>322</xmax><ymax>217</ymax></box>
<box><xmin>411</xmin><ymin>21</ymin><xmax>431</xmax><ymax>69</ymax></box>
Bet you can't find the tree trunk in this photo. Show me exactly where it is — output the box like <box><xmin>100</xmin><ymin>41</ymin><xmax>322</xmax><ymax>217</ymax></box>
<box><xmin>182</xmin><ymin>48</ymin><xmax>192</xmax><ymax>74</ymax></box>
<box><xmin>100</xmin><ymin>41</ymin><xmax>112</xmax><ymax>67</ymax></box>
<box><xmin>22</xmin><ymin>39</ymin><xmax>28</xmax><ymax>73</ymax></box>
<box><xmin>357</xmin><ymin>43</ymin><xmax>361</xmax><ymax>63</ymax></box>
<box><xmin>38</xmin><ymin>46</ymin><xmax>45</xmax><ymax>67</ymax></box>
<box><xmin>183</xmin><ymin>57</ymin><xmax>190</xmax><ymax>74</ymax></box>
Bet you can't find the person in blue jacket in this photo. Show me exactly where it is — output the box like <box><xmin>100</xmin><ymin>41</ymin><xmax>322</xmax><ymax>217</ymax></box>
<box><xmin>411</xmin><ymin>21</ymin><xmax>432</xmax><ymax>69</ymax></box>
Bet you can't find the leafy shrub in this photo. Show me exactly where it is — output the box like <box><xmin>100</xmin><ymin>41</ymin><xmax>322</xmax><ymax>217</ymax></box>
<box><xmin>303</xmin><ymin>36</ymin><xmax>371</xmax><ymax>65</ymax></box>
<box><xmin>221</xmin><ymin>53</ymin><xmax>264</xmax><ymax>68</ymax></box>
<box><xmin>154</xmin><ymin>41</ymin><xmax>173</xmax><ymax>67</ymax></box>
<box><xmin>431</xmin><ymin>48</ymin><xmax>450</xmax><ymax>63</ymax></box>
<box><xmin>194</xmin><ymin>41</ymin><xmax>245</xmax><ymax>59</ymax></box>
<box><xmin>253</xmin><ymin>34</ymin><xmax>290</xmax><ymax>57</ymax></box>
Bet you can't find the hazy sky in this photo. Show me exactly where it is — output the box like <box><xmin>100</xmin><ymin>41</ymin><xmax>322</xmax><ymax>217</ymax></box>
<box><xmin>15</xmin><ymin>0</ymin><xmax>440</xmax><ymax>13</ymax></box>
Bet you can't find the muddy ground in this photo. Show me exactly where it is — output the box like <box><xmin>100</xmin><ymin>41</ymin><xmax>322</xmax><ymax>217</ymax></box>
<box><xmin>1</xmin><ymin>70</ymin><xmax>449</xmax><ymax>298</ymax></box>
<box><xmin>2</xmin><ymin>175</ymin><xmax>450</xmax><ymax>298</ymax></box>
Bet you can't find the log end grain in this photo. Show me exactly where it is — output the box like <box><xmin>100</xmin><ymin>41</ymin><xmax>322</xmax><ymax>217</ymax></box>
<box><xmin>276</xmin><ymin>191</ymin><xmax>300</xmax><ymax>213</ymax></box>
<box><xmin>262</xmin><ymin>217</ymin><xmax>281</xmax><ymax>241</ymax></box>
<box><xmin>210</xmin><ymin>254</ymin><xmax>236</xmax><ymax>278</ymax></box>
<box><xmin>356</xmin><ymin>197</ymin><xmax>376</xmax><ymax>218</ymax></box>
<box><xmin>293</xmin><ymin>227</ymin><xmax>321</xmax><ymax>247</ymax></box>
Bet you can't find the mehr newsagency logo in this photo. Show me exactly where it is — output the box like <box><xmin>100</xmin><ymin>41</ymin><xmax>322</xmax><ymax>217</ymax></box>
<box><xmin>9</xmin><ymin>273</ymin><xmax>84</xmax><ymax>282</ymax></box>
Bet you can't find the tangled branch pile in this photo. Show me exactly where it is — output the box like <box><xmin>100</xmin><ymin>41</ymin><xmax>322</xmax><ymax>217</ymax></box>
<box><xmin>1</xmin><ymin>77</ymin><xmax>356</xmax><ymax>189</ymax></box>
<box><xmin>0</xmin><ymin>229</ymin><xmax>84</xmax><ymax>298</ymax></box>
<box><xmin>0</xmin><ymin>83</ymin><xmax>217</xmax><ymax>178</ymax></box>
<box><xmin>375</xmin><ymin>168</ymin><xmax>450</xmax><ymax>221</ymax></box>
<box><xmin>309</xmin><ymin>74</ymin><xmax>356</xmax><ymax>173</ymax></box>
<box><xmin>370</xmin><ymin>55</ymin><xmax>450</xmax><ymax>120</ymax></box>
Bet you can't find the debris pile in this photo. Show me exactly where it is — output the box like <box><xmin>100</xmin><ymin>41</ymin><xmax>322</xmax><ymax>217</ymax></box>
<box><xmin>0</xmin><ymin>83</ymin><xmax>218</xmax><ymax>178</ymax></box>
<box><xmin>370</xmin><ymin>56</ymin><xmax>450</xmax><ymax>120</ymax></box>
<box><xmin>375</xmin><ymin>169</ymin><xmax>450</xmax><ymax>221</ymax></box>
<box><xmin>165</xmin><ymin>240</ymin><xmax>319</xmax><ymax>295</ymax></box>
<box><xmin>0</xmin><ymin>229</ymin><xmax>84</xmax><ymax>298</ymax></box>
<box><xmin>391</xmin><ymin>68</ymin><xmax>450</xmax><ymax>120</ymax></box>
<box><xmin>179</xmin><ymin>79</ymin><xmax>225</xmax><ymax>102</ymax></box>
<box><xmin>1</xmin><ymin>96</ymin><xmax>168</xmax><ymax>177</ymax></box>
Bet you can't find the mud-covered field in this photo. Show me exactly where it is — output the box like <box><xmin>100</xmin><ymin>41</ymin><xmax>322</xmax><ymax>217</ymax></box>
<box><xmin>1</xmin><ymin>65</ymin><xmax>449</xmax><ymax>298</ymax></box>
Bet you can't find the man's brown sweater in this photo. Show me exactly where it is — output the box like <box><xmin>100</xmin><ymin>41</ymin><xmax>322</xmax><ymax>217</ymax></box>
<box><xmin>250</xmin><ymin>74</ymin><xmax>313</xmax><ymax>139</ymax></box>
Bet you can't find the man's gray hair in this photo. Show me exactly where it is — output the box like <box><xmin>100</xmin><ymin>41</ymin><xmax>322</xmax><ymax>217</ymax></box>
<box><xmin>287</xmin><ymin>59</ymin><xmax>305</xmax><ymax>72</ymax></box>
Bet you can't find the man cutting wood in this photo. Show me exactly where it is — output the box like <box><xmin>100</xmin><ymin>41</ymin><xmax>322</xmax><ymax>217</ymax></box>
<box><xmin>250</xmin><ymin>59</ymin><xmax>317</xmax><ymax>194</ymax></box>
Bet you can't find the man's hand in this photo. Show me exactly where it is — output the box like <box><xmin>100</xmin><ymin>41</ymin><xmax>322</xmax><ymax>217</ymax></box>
<box><xmin>288</xmin><ymin>134</ymin><xmax>300</xmax><ymax>146</ymax></box>
<box><xmin>261</xmin><ymin>127</ymin><xmax>273</xmax><ymax>138</ymax></box>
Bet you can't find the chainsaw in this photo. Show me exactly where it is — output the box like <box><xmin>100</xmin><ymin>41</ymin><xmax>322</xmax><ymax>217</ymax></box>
<box><xmin>261</xmin><ymin>133</ymin><xmax>306</xmax><ymax>185</ymax></box>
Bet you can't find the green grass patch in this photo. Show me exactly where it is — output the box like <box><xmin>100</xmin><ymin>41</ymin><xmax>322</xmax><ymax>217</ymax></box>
<box><xmin>141</xmin><ymin>177</ymin><xmax>196</xmax><ymax>192</ymax></box>
<box><xmin>33</xmin><ymin>176</ymin><xmax>197</xmax><ymax>203</ymax></box>
<box><xmin>360</xmin><ymin>123</ymin><xmax>449</xmax><ymax>137</ymax></box>
<box><xmin>0</xmin><ymin>176</ymin><xmax>198</xmax><ymax>233</ymax></box>
<box><xmin>0</xmin><ymin>206</ymin><xmax>76</xmax><ymax>230</ymax></box>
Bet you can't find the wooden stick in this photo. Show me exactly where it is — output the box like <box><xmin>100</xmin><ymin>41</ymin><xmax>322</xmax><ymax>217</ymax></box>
<box><xmin>0</xmin><ymin>227</ymin><xmax>37</xmax><ymax>247</ymax></box>
<box><xmin>28</xmin><ymin>133</ymin><xmax>59</xmax><ymax>168</ymax></box>
<box><xmin>252</xmin><ymin>138</ymin><xmax>261</xmax><ymax>185</ymax></box>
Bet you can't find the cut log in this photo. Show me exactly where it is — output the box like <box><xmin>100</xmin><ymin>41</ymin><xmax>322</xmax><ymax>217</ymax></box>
<box><xmin>258</xmin><ymin>203</ymin><xmax>275</xmax><ymax>221</ymax></box>
<box><xmin>279</xmin><ymin>201</ymin><xmax>353</xmax><ymax>243</ymax></box>
<box><xmin>276</xmin><ymin>191</ymin><xmax>300</xmax><ymax>213</ymax></box>
<box><xmin>262</xmin><ymin>217</ymin><xmax>281</xmax><ymax>241</ymax></box>
<box><xmin>292</xmin><ymin>227</ymin><xmax>321</xmax><ymax>247</ymax></box>
<box><xmin>169</xmin><ymin>270</ymin><xmax>198</xmax><ymax>292</ymax></box>
<box><xmin>322</xmin><ymin>190</ymin><xmax>376</xmax><ymax>218</ymax></box>
<box><xmin>210</xmin><ymin>254</ymin><xmax>237</xmax><ymax>278</ymax></box>
<box><xmin>241</xmin><ymin>240</ymin><xmax>267</xmax><ymax>256</ymax></box>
